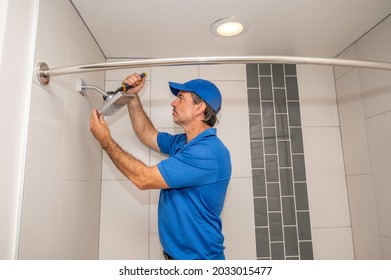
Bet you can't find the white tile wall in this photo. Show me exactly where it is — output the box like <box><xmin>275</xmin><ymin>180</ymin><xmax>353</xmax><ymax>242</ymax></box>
<box><xmin>334</xmin><ymin>44</ymin><xmax>357</xmax><ymax>80</ymax></box>
<box><xmin>298</xmin><ymin>65</ymin><xmax>354</xmax><ymax>259</ymax></box>
<box><xmin>99</xmin><ymin>180</ymin><xmax>149</xmax><ymax>259</ymax></box>
<box><xmin>381</xmin><ymin>237</ymin><xmax>391</xmax><ymax>259</ymax></box>
<box><xmin>334</xmin><ymin>15</ymin><xmax>391</xmax><ymax>259</ymax></box>
<box><xmin>335</xmin><ymin>65</ymin><xmax>382</xmax><ymax>259</ymax></box>
<box><xmin>335</xmin><ymin>69</ymin><xmax>371</xmax><ymax>174</ymax></box>
<box><xmin>57</xmin><ymin>181</ymin><xmax>99</xmax><ymax>259</ymax></box>
<box><xmin>221</xmin><ymin>178</ymin><xmax>257</xmax><ymax>260</ymax></box>
<box><xmin>302</xmin><ymin>127</ymin><xmax>350</xmax><ymax>228</ymax></box>
<box><xmin>297</xmin><ymin>65</ymin><xmax>340</xmax><ymax>127</ymax></box>
<box><xmin>19</xmin><ymin>0</ymin><xmax>104</xmax><ymax>259</ymax></box>
<box><xmin>356</xmin><ymin>16</ymin><xmax>391</xmax><ymax>119</ymax></box>
<box><xmin>366</xmin><ymin>111</ymin><xmax>391</xmax><ymax>238</ymax></box>
<box><xmin>100</xmin><ymin>64</ymin><xmax>256</xmax><ymax>259</ymax></box>
<box><xmin>312</xmin><ymin>228</ymin><xmax>354</xmax><ymax>259</ymax></box>
<box><xmin>19</xmin><ymin>85</ymin><xmax>64</xmax><ymax>259</ymax></box>
<box><xmin>346</xmin><ymin>175</ymin><xmax>381</xmax><ymax>259</ymax></box>
<box><xmin>149</xmin><ymin>233</ymin><xmax>164</xmax><ymax>260</ymax></box>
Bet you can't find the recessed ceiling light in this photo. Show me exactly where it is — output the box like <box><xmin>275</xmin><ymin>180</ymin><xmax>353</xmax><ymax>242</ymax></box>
<box><xmin>211</xmin><ymin>17</ymin><xmax>249</xmax><ymax>38</ymax></box>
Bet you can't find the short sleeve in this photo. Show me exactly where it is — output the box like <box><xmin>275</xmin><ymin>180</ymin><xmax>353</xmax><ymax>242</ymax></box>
<box><xmin>157</xmin><ymin>144</ymin><xmax>219</xmax><ymax>189</ymax></box>
<box><xmin>157</xmin><ymin>132</ymin><xmax>186</xmax><ymax>156</ymax></box>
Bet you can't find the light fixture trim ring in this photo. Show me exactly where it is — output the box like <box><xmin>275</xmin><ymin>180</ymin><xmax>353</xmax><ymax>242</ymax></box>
<box><xmin>210</xmin><ymin>17</ymin><xmax>249</xmax><ymax>38</ymax></box>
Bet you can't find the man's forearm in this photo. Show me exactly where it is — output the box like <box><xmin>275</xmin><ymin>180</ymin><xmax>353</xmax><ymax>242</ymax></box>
<box><xmin>102</xmin><ymin>137</ymin><xmax>168</xmax><ymax>190</ymax></box>
<box><xmin>102</xmin><ymin>138</ymin><xmax>149</xmax><ymax>189</ymax></box>
<box><xmin>127</xmin><ymin>95</ymin><xmax>159</xmax><ymax>151</ymax></box>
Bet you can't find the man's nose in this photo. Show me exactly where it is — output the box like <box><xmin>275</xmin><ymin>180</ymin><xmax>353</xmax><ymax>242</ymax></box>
<box><xmin>171</xmin><ymin>98</ymin><xmax>178</xmax><ymax>107</ymax></box>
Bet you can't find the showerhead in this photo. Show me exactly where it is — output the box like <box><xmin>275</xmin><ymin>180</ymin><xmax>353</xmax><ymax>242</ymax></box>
<box><xmin>97</xmin><ymin>72</ymin><xmax>146</xmax><ymax>117</ymax></box>
<box><xmin>97</xmin><ymin>91</ymin><xmax>135</xmax><ymax>117</ymax></box>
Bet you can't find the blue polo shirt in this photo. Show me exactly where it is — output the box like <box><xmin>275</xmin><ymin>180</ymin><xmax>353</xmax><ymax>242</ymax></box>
<box><xmin>157</xmin><ymin>128</ymin><xmax>231</xmax><ymax>260</ymax></box>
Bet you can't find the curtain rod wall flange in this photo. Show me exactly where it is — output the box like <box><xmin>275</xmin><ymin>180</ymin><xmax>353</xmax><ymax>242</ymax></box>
<box><xmin>36</xmin><ymin>56</ymin><xmax>391</xmax><ymax>85</ymax></box>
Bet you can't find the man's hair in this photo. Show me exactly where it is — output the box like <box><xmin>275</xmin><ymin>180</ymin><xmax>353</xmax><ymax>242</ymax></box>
<box><xmin>191</xmin><ymin>92</ymin><xmax>218</xmax><ymax>127</ymax></box>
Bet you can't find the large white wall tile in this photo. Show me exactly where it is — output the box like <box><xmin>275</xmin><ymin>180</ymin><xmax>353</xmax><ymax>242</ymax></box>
<box><xmin>312</xmin><ymin>228</ymin><xmax>354</xmax><ymax>259</ymax></box>
<box><xmin>19</xmin><ymin>84</ymin><xmax>64</xmax><ymax>259</ymax></box>
<box><xmin>149</xmin><ymin>233</ymin><xmax>164</xmax><ymax>260</ymax></box>
<box><xmin>297</xmin><ymin>65</ymin><xmax>340</xmax><ymax>127</ymax></box>
<box><xmin>33</xmin><ymin>0</ymin><xmax>71</xmax><ymax>100</ymax></box>
<box><xmin>346</xmin><ymin>175</ymin><xmax>382</xmax><ymax>259</ymax></box>
<box><xmin>355</xmin><ymin>15</ymin><xmax>391</xmax><ymax>62</ymax></box>
<box><xmin>99</xmin><ymin>180</ymin><xmax>149</xmax><ymax>259</ymax></box>
<box><xmin>381</xmin><ymin>237</ymin><xmax>391</xmax><ymax>259</ymax></box>
<box><xmin>356</xmin><ymin>16</ymin><xmax>391</xmax><ymax>118</ymax></box>
<box><xmin>57</xmin><ymin>181</ymin><xmax>99</xmax><ymax>259</ymax></box>
<box><xmin>20</xmin><ymin>0</ymin><xmax>104</xmax><ymax>260</ymax></box>
<box><xmin>61</xmin><ymin>89</ymin><xmax>96</xmax><ymax>180</ymax></box>
<box><xmin>358</xmin><ymin>68</ymin><xmax>391</xmax><ymax>118</ymax></box>
<box><xmin>302</xmin><ymin>127</ymin><xmax>350</xmax><ymax>228</ymax></box>
<box><xmin>199</xmin><ymin>64</ymin><xmax>246</xmax><ymax>81</ymax></box>
<box><xmin>334</xmin><ymin>44</ymin><xmax>357</xmax><ymax>80</ymax></box>
<box><xmin>105</xmin><ymin>60</ymin><xmax>150</xmax><ymax>82</ymax></box>
<box><xmin>335</xmin><ymin>69</ymin><xmax>371</xmax><ymax>174</ymax></box>
<box><xmin>221</xmin><ymin>178</ymin><xmax>256</xmax><ymax>260</ymax></box>
<box><xmin>366</xmin><ymin>111</ymin><xmax>391</xmax><ymax>238</ymax></box>
<box><xmin>214</xmin><ymin>81</ymin><xmax>252</xmax><ymax>178</ymax></box>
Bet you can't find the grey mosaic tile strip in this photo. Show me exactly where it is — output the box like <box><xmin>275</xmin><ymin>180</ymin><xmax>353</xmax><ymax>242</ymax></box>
<box><xmin>260</xmin><ymin>77</ymin><xmax>273</xmax><ymax>100</ymax></box>
<box><xmin>263</xmin><ymin>128</ymin><xmax>277</xmax><ymax>154</ymax></box>
<box><xmin>278</xmin><ymin>141</ymin><xmax>292</xmax><ymax>167</ymax></box>
<box><xmin>272</xmin><ymin>64</ymin><xmax>285</xmax><ymax>87</ymax></box>
<box><xmin>282</xmin><ymin>197</ymin><xmax>296</xmax><ymax>225</ymax></box>
<box><xmin>255</xmin><ymin>228</ymin><xmax>270</xmax><ymax>258</ymax></box>
<box><xmin>290</xmin><ymin>127</ymin><xmax>304</xmax><ymax>153</ymax></box>
<box><xmin>280</xmin><ymin>168</ymin><xmax>294</xmax><ymax>196</ymax></box>
<box><xmin>297</xmin><ymin>211</ymin><xmax>312</xmax><ymax>240</ymax></box>
<box><xmin>259</xmin><ymin>64</ymin><xmax>271</xmax><ymax>75</ymax></box>
<box><xmin>286</xmin><ymin>77</ymin><xmax>299</xmax><ymax>100</ymax></box>
<box><xmin>274</xmin><ymin>89</ymin><xmax>287</xmax><ymax>113</ymax></box>
<box><xmin>249</xmin><ymin>115</ymin><xmax>263</xmax><ymax>140</ymax></box>
<box><xmin>262</xmin><ymin>102</ymin><xmax>275</xmax><ymax>127</ymax></box>
<box><xmin>254</xmin><ymin>198</ymin><xmax>268</xmax><ymax>227</ymax></box>
<box><xmin>284</xmin><ymin>227</ymin><xmax>299</xmax><ymax>256</ymax></box>
<box><xmin>295</xmin><ymin>183</ymin><xmax>309</xmax><ymax>210</ymax></box>
<box><xmin>247</xmin><ymin>89</ymin><xmax>261</xmax><ymax>114</ymax></box>
<box><xmin>247</xmin><ymin>63</ymin><xmax>313</xmax><ymax>260</ymax></box>
<box><xmin>252</xmin><ymin>169</ymin><xmax>266</xmax><ymax>197</ymax></box>
<box><xmin>276</xmin><ymin>114</ymin><xmax>289</xmax><ymax>140</ymax></box>
<box><xmin>271</xmin><ymin>242</ymin><xmax>285</xmax><ymax>260</ymax></box>
<box><xmin>269</xmin><ymin>212</ymin><xmax>283</xmax><ymax>241</ymax></box>
<box><xmin>299</xmin><ymin>241</ymin><xmax>314</xmax><ymax>260</ymax></box>
<box><xmin>267</xmin><ymin>183</ymin><xmax>281</xmax><ymax>211</ymax></box>
<box><xmin>246</xmin><ymin>64</ymin><xmax>260</xmax><ymax>88</ymax></box>
<box><xmin>265</xmin><ymin>155</ymin><xmax>278</xmax><ymax>182</ymax></box>
<box><xmin>250</xmin><ymin>141</ymin><xmax>264</xmax><ymax>168</ymax></box>
<box><xmin>284</xmin><ymin>64</ymin><xmax>297</xmax><ymax>76</ymax></box>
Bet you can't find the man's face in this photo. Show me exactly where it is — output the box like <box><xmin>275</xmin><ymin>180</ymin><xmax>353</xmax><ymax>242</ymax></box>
<box><xmin>170</xmin><ymin>91</ymin><xmax>198</xmax><ymax>126</ymax></box>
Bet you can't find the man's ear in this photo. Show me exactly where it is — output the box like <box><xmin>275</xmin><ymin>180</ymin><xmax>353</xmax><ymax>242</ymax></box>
<box><xmin>195</xmin><ymin>102</ymin><xmax>207</xmax><ymax>115</ymax></box>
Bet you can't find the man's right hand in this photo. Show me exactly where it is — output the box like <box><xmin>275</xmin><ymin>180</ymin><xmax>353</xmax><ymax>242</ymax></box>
<box><xmin>123</xmin><ymin>72</ymin><xmax>146</xmax><ymax>95</ymax></box>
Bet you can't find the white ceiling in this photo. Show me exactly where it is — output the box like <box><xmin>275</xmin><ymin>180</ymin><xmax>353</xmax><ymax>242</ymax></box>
<box><xmin>71</xmin><ymin>0</ymin><xmax>391</xmax><ymax>59</ymax></box>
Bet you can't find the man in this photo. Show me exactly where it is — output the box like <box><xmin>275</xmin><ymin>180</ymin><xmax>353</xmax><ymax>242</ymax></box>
<box><xmin>90</xmin><ymin>73</ymin><xmax>232</xmax><ymax>260</ymax></box>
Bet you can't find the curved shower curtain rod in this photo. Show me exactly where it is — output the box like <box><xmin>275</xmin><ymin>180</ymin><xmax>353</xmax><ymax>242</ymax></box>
<box><xmin>36</xmin><ymin>55</ymin><xmax>391</xmax><ymax>85</ymax></box>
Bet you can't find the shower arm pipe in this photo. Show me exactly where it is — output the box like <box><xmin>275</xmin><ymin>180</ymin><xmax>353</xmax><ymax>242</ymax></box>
<box><xmin>36</xmin><ymin>55</ymin><xmax>391</xmax><ymax>85</ymax></box>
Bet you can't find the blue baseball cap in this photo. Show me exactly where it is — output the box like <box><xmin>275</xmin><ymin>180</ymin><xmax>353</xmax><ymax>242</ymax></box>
<box><xmin>168</xmin><ymin>79</ymin><xmax>222</xmax><ymax>113</ymax></box>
